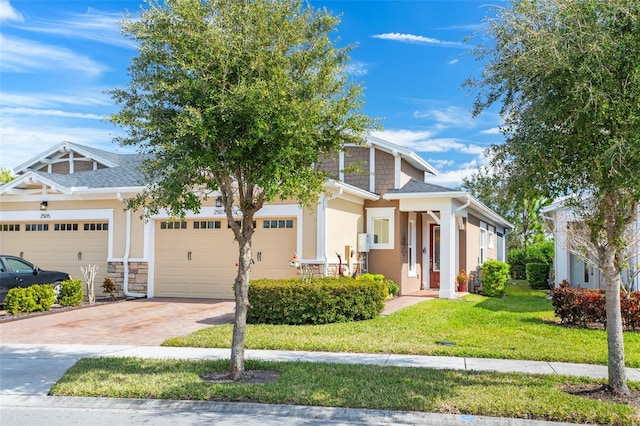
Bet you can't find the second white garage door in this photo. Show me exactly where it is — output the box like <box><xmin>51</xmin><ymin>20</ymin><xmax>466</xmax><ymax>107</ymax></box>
<box><xmin>154</xmin><ymin>217</ymin><xmax>298</xmax><ymax>299</ymax></box>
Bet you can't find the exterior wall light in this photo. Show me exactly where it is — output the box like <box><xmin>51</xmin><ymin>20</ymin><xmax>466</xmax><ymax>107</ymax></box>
<box><xmin>40</xmin><ymin>201</ymin><xmax>48</xmax><ymax>211</ymax></box>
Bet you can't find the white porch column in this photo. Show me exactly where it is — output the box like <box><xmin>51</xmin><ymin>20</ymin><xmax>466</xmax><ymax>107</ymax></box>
<box><xmin>439</xmin><ymin>207</ymin><xmax>456</xmax><ymax>299</ymax></box>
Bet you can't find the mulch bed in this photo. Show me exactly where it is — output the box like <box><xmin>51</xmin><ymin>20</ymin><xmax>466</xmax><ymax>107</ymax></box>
<box><xmin>560</xmin><ymin>383</ymin><xmax>640</xmax><ymax>408</ymax></box>
<box><xmin>201</xmin><ymin>370</ymin><xmax>281</xmax><ymax>384</ymax></box>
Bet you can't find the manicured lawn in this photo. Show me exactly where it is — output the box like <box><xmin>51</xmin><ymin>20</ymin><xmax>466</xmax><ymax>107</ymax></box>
<box><xmin>164</xmin><ymin>281</ymin><xmax>640</xmax><ymax>367</ymax></box>
<box><xmin>50</xmin><ymin>357</ymin><xmax>640</xmax><ymax>425</ymax></box>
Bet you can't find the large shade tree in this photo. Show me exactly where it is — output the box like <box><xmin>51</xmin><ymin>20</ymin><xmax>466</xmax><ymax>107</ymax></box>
<box><xmin>468</xmin><ymin>0</ymin><xmax>640</xmax><ymax>397</ymax></box>
<box><xmin>109</xmin><ymin>0</ymin><xmax>373</xmax><ymax>380</ymax></box>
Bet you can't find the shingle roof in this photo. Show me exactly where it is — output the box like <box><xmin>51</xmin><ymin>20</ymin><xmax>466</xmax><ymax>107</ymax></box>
<box><xmin>31</xmin><ymin>153</ymin><xmax>148</xmax><ymax>189</ymax></box>
<box><xmin>385</xmin><ymin>178</ymin><xmax>456</xmax><ymax>194</ymax></box>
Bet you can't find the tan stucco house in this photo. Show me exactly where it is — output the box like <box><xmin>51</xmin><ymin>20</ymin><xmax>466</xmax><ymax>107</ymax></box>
<box><xmin>0</xmin><ymin>137</ymin><xmax>512</xmax><ymax>300</ymax></box>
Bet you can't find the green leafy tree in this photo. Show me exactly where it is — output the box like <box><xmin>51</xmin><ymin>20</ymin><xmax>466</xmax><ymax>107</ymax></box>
<box><xmin>110</xmin><ymin>0</ymin><xmax>374</xmax><ymax>380</ymax></box>
<box><xmin>462</xmin><ymin>166</ymin><xmax>550</xmax><ymax>250</ymax></box>
<box><xmin>0</xmin><ymin>168</ymin><xmax>15</xmax><ymax>183</ymax></box>
<box><xmin>468</xmin><ymin>0</ymin><xmax>640</xmax><ymax>397</ymax></box>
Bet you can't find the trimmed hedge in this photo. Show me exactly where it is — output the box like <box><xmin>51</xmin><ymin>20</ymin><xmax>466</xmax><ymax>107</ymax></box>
<box><xmin>526</xmin><ymin>262</ymin><xmax>550</xmax><ymax>290</ymax></box>
<box><xmin>57</xmin><ymin>279</ymin><xmax>84</xmax><ymax>307</ymax></box>
<box><xmin>552</xmin><ymin>286</ymin><xmax>640</xmax><ymax>330</ymax></box>
<box><xmin>508</xmin><ymin>242</ymin><xmax>553</xmax><ymax>279</ymax></box>
<box><xmin>4</xmin><ymin>284</ymin><xmax>55</xmax><ymax>315</ymax></box>
<box><xmin>481</xmin><ymin>260</ymin><xmax>510</xmax><ymax>298</ymax></box>
<box><xmin>247</xmin><ymin>277</ymin><xmax>388</xmax><ymax>325</ymax></box>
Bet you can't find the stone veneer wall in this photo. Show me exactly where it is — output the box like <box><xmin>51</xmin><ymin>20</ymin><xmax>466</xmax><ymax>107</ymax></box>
<box><xmin>107</xmin><ymin>261</ymin><xmax>148</xmax><ymax>298</ymax></box>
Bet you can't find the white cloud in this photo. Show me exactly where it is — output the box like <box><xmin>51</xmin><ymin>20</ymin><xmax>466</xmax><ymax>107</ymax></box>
<box><xmin>427</xmin><ymin>167</ymin><xmax>477</xmax><ymax>188</ymax></box>
<box><xmin>0</xmin><ymin>91</ymin><xmax>111</xmax><ymax>109</ymax></box>
<box><xmin>20</xmin><ymin>9</ymin><xmax>133</xmax><ymax>49</ymax></box>
<box><xmin>345</xmin><ymin>61</ymin><xmax>369</xmax><ymax>77</ymax></box>
<box><xmin>448</xmin><ymin>59</ymin><xmax>459</xmax><ymax>65</ymax></box>
<box><xmin>0</xmin><ymin>107</ymin><xmax>104</xmax><ymax>120</ymax></box>
<box><xmin>413</xmin><ymin>106</ymin><xmax>473</xmax><ymax>128</ymax></box>
<box><xmin>0</xmin><ymin>124</ymin><xmax>126</xmax><ymax>169</ymax></box>
<box><xmin>372</xmin><ymin>33</ymin><xmax>466</xmax><ymax>48</ymax></box>
<box><xmin>0</xmin><ymin>0</ymin><xmax>23</xmax><ymax>22</ymax></box>
<box><xmin>480</xmin><ymin>127</ymin><xmax>502</xmax><ymax>135</ymax></box>
<box><xmin>372</xmin><ymin>129</ymin><xmax>486</xmax><ymax>156</ymax></box>
<box><xmin>0</xmin><ymin>34</ymin><xmax>107</xmax><ymax>75</ymax></box>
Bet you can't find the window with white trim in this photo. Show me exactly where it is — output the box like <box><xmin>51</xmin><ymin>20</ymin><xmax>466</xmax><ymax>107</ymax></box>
<box><xmin>488</xmin><ymin>225</ymin><xmax>495</xmax><ymax>249</ymax></box>
<box><xmin>366</xmin><ymin>207</ymin><xmax>395</xmax><ymax>250</ymax></box>
<box><xmin>480</xmin><ymin>221</ymin><xmax>487</xmax><ymax>263</ymax></box>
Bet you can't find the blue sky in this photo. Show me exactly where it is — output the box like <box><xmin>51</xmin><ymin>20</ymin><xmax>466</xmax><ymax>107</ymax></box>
<box><xmin>0</xmin><ymin>0</ymin><xmax>504</xmax><ymax>187</ymax></box>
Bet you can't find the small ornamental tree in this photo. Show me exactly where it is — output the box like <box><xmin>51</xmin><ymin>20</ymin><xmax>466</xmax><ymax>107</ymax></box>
<box><xmin>468</xmin><ymin>0</ymin><xmax>640</xmax><ymax>396</ymax></box>
<box><xmin>110</xmin><ymin>0</ymin><xmax>374</xmax><ymax>380</ymax></box>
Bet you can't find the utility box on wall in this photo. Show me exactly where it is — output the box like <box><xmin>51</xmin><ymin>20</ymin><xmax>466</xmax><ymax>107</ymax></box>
<box><xmin>357</xmin><ymin>233</ymin><xmax>370</xmax><ymax>253</ymax></box>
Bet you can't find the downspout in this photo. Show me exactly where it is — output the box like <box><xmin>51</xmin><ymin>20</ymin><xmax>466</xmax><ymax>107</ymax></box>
<box><xmin>454</xmin><ymin>194</ymin><xmax>472</xmax><ymax>213</ymax></box>
<box><xmin>117</xmin><ymin>193</ymin><xmax>146</xmax><ymax>298</ymax></box>
<box><xmin>323</xmin><ymin>188</ymin><xmax>343</xmax><ymax>276</ymax></box>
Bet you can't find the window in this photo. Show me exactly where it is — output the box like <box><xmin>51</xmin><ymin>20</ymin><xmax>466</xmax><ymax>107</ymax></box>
<box><xmin>55</xmin><ymin>223</ymin><xmax>79</xmax><ymax>231</ymax></box>
<box><xmin>193</xmin><ymin>220</ymin><xmax>221</xmax><ymax>229</ymax></box>
<box><xmin>408</xmin><ymin>214</ymin><xmax>416</xmax><ymax>277</ymax></box>
<box><xmin>0</xmin><ymin>224</ymin><xmax>20</xmax><ymax>231</ymax></box>
<box><xmin>26</xmin><ymin>224</ymin><xmax>49</xmax><ymax>231</ymax></box>
<box><xmin>262</xmin><ymin>219</ymin><xmax>293</xmax><ymax>229</ymax></box>
<box><xmin>366</xmin><ymin>207</ymin><xmax>395</xmax><ymax>250</ymax></box>
<box><xmin>488</xmin><ymin>225</ymin><xmax>495</xmax><ymax>249</ymax></box>
<box><xmin>84</xmin><ymin>223</ymin><xmax>108</xmax><ymax>231</ymax></box>
<box><xmin>160</xmin><ymin>221</ymin><xmax>187</xmax><ymax>230</ymax></box>
<box><xmin>480</xmin><ymin>222</ymin><xmax>486</xmax><ymax>263</ymax></box>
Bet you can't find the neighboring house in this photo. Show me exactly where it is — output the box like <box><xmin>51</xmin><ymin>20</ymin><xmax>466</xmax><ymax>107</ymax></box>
<box><xmin>0</xmin><ymin>137</ymin><xmax>512</xmax><ymax>300</ymax></box>
<box><xmin>543</xmin><ymin>201</ymin><xmax>640</xmax><ymax>291</ymax></box>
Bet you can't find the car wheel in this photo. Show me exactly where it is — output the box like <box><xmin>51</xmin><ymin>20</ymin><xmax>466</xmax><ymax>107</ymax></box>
<box><xmin>53</xmin><ymin>281</ymin><xmax>62</xmax><ymax>303</ymax></box>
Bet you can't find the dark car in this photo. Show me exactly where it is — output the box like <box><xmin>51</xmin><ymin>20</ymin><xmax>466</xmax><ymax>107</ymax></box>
<box><xmin>0</xmin><ymin>255</ymin><xmax>71</xmax><ymax>304</ymax></box>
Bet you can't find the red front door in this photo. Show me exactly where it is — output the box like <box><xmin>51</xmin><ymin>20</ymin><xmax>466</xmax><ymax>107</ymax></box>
<box><xmin>430</xmin><ymin>223</ymin><xmax>440</xmax><ymax>289</ymax></box>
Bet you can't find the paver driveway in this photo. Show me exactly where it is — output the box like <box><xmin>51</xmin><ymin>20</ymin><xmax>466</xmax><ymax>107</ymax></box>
<box><xmin>0</xmin><ymin>298</ymin><xmax>235</xmax><ymax>345</ymax></box>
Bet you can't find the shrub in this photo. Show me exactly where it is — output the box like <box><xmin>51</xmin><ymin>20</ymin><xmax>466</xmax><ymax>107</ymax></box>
<box><xmin>356</xmin><ymin>273</ymin><xmax>398</xmax><ymax>298</ymax></box>
<box><xmin>526</xmin><ymin>263</ymin><xmax>550</xmax><ymax>290</ymax></box>
<box><xmin>552</xmin><ymin>287</ymin><xmax>640</xmax><ymax>330</ymax></box>
<box><xmin>248</xmin><ymin>277</ymin><xmax>387</xmax><ymax>325</ymax></box>
<box><xmin>57</xmin><ymin>279</ymin><xmax>84</xmax><ymax>307</ymax></box>
<box><xmin>508</xmin><ymin>241</ymin><xmax>554</xmax><ymax>279</ymax></box>
<box><xmin>102</xmin><ymin>277</ymin><xmax>117</xmax><ymax>300</ymax></box>
<box><xmin>481</xmin><ymin>260</ymin><xmax>510</xmax><ymax>298</ymax></box>
<box><xmin>4</xmin><ymin>284</ymin><xmax>55</xmax><ymax>315</ymax></box>
<box><xmin>385</xmin><ymin>279</ymin><xmax>399</xmax><ymax>297</ymax></box>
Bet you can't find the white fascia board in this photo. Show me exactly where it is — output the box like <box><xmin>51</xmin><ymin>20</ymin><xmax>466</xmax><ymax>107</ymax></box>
<box><xmin>13</xmin><ymin>141</ymin><xmax>119</xmax><ymax>173</ymax></box>
<box><xmin>0</xmin><ymin>172</ymin><xmax>72</xmax><ymax>195</ymax></box>
<box><xmin>384</xmin><ymin>190</ymin><xmax>513</xmax><ymax>229</ymax></box>
<box><xmin>357</xmin><ymin>135</ymin><xmax>439</xmax><ymax>176</ymax></box>
<box><xmin>324</xmin><ymin>180</ymin><xmax>379</xmax><ymax>201</ymax></box>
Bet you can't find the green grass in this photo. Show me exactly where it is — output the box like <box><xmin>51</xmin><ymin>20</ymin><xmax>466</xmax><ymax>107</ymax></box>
<box><xmin>50</xmin><ymin>357</ymin><xmax>640</xmax><ymax>425</ymax></box>
<box><xmin>164</xmin><ymin>281</ymin><xmax>640</xmax><ymax>367</ymax></box>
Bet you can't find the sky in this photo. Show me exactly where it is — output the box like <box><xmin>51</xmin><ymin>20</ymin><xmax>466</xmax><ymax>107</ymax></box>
<box><xmin>0</xmin><ymin>0</ymin><xmax>505</xmax><ymax>188</ymax></box>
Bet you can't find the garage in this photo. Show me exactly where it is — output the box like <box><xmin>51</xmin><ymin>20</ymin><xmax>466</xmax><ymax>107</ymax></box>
<box><xmin>0</xmin><ymin>220</ymin><xmax>109</xmax><ymax>291</ymax></box>
<box><xmin>153</xmin><ymin>217</ymin><xmax>298</xmax><ymax>299</ymax></box>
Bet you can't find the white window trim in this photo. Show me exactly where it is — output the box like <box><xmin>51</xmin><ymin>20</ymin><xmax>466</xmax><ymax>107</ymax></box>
<box><xmin>480</xmin><ymin>221</ymin><xmax>486</xmax><ymax>264</ymax></box>
<box><xmin>366</xmin><ymin>207</ymin><xmax>395</xmax><ymax>250</ymax></box>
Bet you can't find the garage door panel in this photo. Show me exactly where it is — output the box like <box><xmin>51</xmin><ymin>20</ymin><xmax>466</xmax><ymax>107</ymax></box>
<box><xmin>0</xmin><ymin>221</ymin><xmax>108</xmax><ymax>295</ymax></box>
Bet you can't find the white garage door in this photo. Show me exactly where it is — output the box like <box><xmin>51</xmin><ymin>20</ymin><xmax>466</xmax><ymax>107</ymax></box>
<box><xmin>0</xmin><ymin>221</ymin><xmax>109</xmax><ymax>293</ymax></box>
<box><xmin>154</xmin><ymin>217</ymin><xmax>298</xmax><ymax>299</ymax></box>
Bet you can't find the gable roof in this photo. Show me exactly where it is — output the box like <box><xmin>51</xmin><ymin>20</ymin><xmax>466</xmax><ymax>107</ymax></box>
<box><xmin>384</xmin><ymin>179</ymin><xmax>514</xmax><ymax>229</ymax></box>
<box><xmin>13</xmin><ymin>141</ymin><xmax>124</xmax><ymax>174</ymax></box>
<box><xmin>348</xmin><ymin>135</ymin><xmax>439</xmax><ymax>177</ymax></box>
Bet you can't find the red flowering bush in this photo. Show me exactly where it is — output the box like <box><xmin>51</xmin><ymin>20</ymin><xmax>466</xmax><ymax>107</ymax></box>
<box><xmin>552</xmin><ymin>285</ymin><xmax>640</xmax><ymax>330</ymax></box>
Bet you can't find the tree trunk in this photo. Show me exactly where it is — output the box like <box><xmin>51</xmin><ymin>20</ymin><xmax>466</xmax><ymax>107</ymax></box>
<box><xmin>602</xmin><ymin>233</ymin><xmax>632</xmax><ymax>396</ymax></box>
<box><xmin>230</xmin><ymin>234</ymin><xmax>251</xmax><ymax>380</ymax></box>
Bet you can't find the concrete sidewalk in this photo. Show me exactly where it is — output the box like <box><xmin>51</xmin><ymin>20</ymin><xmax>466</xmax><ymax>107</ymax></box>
<box><xmin>2</xmin><ymin>343</ymin><xmax>635</xmax><ymax>426</ymax></box>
